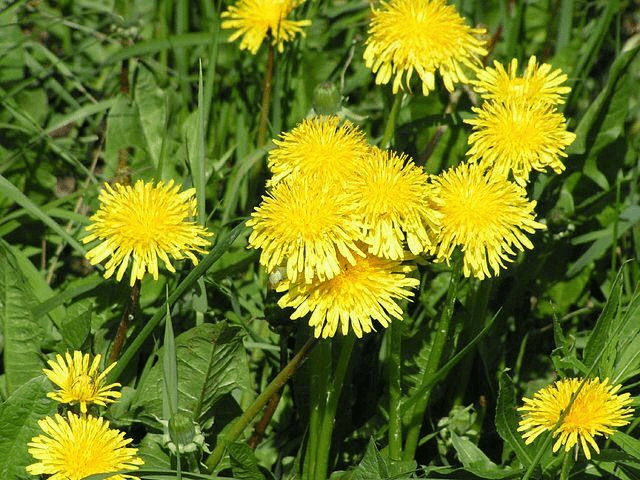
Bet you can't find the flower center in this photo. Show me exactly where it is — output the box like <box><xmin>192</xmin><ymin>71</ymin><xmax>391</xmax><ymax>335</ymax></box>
<box><xmin>71</xmin><ymin>374</ymin><xmax>97</xmax><ymax>399</ymax></box>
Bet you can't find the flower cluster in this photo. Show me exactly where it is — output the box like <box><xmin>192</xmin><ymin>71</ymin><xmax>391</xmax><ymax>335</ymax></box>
<box><xmin>83</xmin><ymin>179</ymin><xmax>213</xmax><ymax>287</ymax></box>
<box><xmin>518</xmin><ymin>377</ymin><xmax>633</xmax><ymax>459</ymax></box>
<box><xmin>247</xmin><ymin>115</ymin><xmax>436</xmax><ymax>338</ymax></box>
<box><xmin>426</xmin><ymin>56</ymin><xmax>576</xmax><ymax>279</ymax></box>
<box><xmin>467</xmin><ymin>56</ymin><xmax>576</xmax><ymax>185</ymax></box>
<box><xmin>27</xmin><ymin>351</ymin><xmax>143</xmax><ymax>480</ymax></box>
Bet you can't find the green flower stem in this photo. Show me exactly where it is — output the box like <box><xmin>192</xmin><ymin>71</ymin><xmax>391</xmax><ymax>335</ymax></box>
<box><xmin>381</xmin><ymin>94</ymin><xmax>403</xmax><ymax>149</ymax></box>
<box><xmin>452</xmin><ymin>278</ymin><xmax>492</xmax><ymax>407</ymax></box>
<box><xmin>559</xmin><ymin>449</ymin><xmax>573</xmax><ymax>480</ymax></box>
<box><xmin>250</xmin><ymin>41</ymin><xmax>275</xmax><ymax>193</ymax></box>
<box><xmin>388</xmin><ymin>320</ymin><xmax>403</xmax><ymax>460</ymax></box>
<box><xmin>106</xmin><ymin>223</ymin><xmax>246</xmax><ymax>384</ymax></box>
<box><xmin>314</xmin><ymin>334</ymin><xmax>356</xmax><ymax>480</ymax></box>
<box><xmin>304</xmin><ymin>340</ymin><xmax>330</xmax><ymax>480</ymax></box>
<box><xmin>403</xmin><ymin>257</ymin><xmax>463</xmax><ymax>461</ymax></box>
<box><xmin>205</xmin><ymin>336</ymin><xmax>319</xmax><ymax>472</ymax></box>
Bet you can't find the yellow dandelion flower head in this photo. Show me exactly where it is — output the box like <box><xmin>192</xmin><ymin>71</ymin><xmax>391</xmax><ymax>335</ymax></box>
<box><xmin>349</xmin><ymin>147</ymin><xmax>439</xmax><ymax>259</ymax></box>
<box><xmin>363</xmin><ymin>0</ymin><xmax>487</xmax><ymax>95</ymax></box>
<box><xmin>27</xmin><ymin>412</ymin><xmax>144</xmax><ymax>480</ymax></box>
<box><xmin>465</xmin><ymin>100</ymin><xmax>576</xmax><ymax>185</ymax></box>
<box><xmin>430</xmin><ymin>163</ymin><xmax>546</xmax><ymax>279</ymax></box>
<box><xmin>277</xmin><ymin>252</ymin><xmax>419</xmax><ymax>338</ymax></box>
<box><xmin>268</xmin><ymin>115</ymin><xmax>370</xmax><ymax>186</ymax></box>
<box><xmin>472</xmin><ymin>56</ymin><xmax>572</xmax><ymax>105</ymax></box>
<box><xmin>518</xmin><ymin>377</ymin><xmax>634</xmax><ymax>460</ymax></box>
<box><xmin>82</xmin><ymin>179</ymin><xmax>213</xmax><ymax>286</ymax></box>
<box><xmin>247</xmin><ymin>176</ymin><xmax>364</xmax><ymax>284</ymax></box>
<box><xmin>44</xmin><ymin>351</ymin><xmax>121</xmax><ymax>414</ymax></box>
<box><xmin>221</xmin><ymin>0</ymin><xmax>311</xmax><ymax>54</ymax></box>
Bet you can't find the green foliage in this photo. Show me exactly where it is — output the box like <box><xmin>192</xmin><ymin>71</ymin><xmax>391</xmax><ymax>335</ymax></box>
<box><xmin>0</xmin><ymin>377</ymin><xmax>56</xmax><ymax>479</ymax></box>
<box><xmin>1</xmin><ymin>1</ymin><xmax>639</xmax><ymax>479</ymax></box>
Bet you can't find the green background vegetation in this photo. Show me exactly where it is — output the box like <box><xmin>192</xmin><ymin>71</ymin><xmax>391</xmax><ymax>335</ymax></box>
<box><xmin>1</xmin><ymin>0</ymin><xmax>640</xmax><ymax>479</ymax></box>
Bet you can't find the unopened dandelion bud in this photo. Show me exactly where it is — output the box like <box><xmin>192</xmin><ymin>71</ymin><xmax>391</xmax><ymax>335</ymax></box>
<box><xmin>312</xmin><ymin>82</ymin><xmax>342</xmax><ymax>116</ymax></box>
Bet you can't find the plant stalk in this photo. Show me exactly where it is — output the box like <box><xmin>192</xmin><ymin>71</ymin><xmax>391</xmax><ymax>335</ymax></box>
<box><xmin>381</xmin><ymin>94</ymin><xmax>403</xmax><ymax>149</ymax></box>
<box><xmin>314</xmin><ymin>334</ymin><xmax>355</xmax><ymax>480</ymax></box>
<box><xmin>109</xmin><ymin>279</ymin><xmax>141</xmax><ymax>364</ymax></box>
<box><xmin>388</xmin><ymin>320</ymin><xmax>403</xmax><ymax>460</ymax></box>
<box><xmin>403</xmin><ymin>257</ymin><xmax>462</xmax><ymax>460</ymax></box>
<box><xmin>304</xmin><ymin>339</ymin><xmax>330</xmax><ymax>480</ymax></box>
<box><xmin>205</xmin><ymin>336</ymin><xmax>318</xmax><ymax>472</ymax></box>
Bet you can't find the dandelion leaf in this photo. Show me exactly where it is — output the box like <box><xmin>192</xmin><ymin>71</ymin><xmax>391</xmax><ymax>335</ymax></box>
<box><xmin>0</xmin><ymin>376</ymin><xmax>56</xmax><ymax>479</ymax></box>
<box><xmin>0</xmin><ymin>240</ymin><xmax>45</xmax><ymax>394</ymax></box>
<box><xmin>133</xmin><ymin>321</ymin><xmax>251</xmax><ymax>424</ymax></box>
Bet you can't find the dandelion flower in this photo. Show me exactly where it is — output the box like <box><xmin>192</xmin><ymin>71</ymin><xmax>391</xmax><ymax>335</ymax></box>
<box><xmin>518</xmin><ymin>377</ymin><xmax>633</xmax><ymax>460</ymax></box>
<box><xmin>349</xmin><ymin>147</ymin><xmax>439</xmax><ymax>259</ymax></box>
<box><xmin>247</xmin><ymin>176</ymin><xmax>364</xmax><ymax>283</ymax></box>
<box><xmin>83</xmin><ymin>180</ymin><xmax>212</xmax><ymax>286</ymax></box>
<box><xmin>27</xmin><ymin>412</ymin><xmax>144</xmax><ymax>480</ymax></box>
<box><xmin>268</xmin><ymin>116</ymin><xmax>370</xmax><ymax>186</ymax></box>
<box><xmin>465</xmin><ymin>100</ymin><xmax>576</xmax><ymax>185</ymax></box>
<box><xmin>277</xmin><ymin>252</ymin><xmax>419</xmax><ymax>338</ymax></box>
<box><xmin>363</xmin><ymin>0</ymin><xmax>487</xmax><ymax>95</ymax></box>
<box><xmin>430</xmin><ymin>163</ymin><xmax>545</xmax><ymax>279</ymax></box>
<box><xmin>221</xmin><ymin>0</ymin><xmax>311</xmax><ymax>54</ymax></box>
<box><xmin>472</xmin><ymin>56</ymin><xmax>571</xmax><ymax>106</ymax></box>
<box><xmin>44</xmin><ymin>351</ymin><xmax>121</xmax><ymax>414</ymax></box>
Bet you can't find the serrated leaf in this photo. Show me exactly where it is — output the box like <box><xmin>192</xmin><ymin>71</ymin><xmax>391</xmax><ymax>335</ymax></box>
<box><xmin>0</xmin><ymin>240</ymin><xmax>45</xmax><ymax>393</ymax></box>
<box><xmin>495</xmin><ymin>372</ymin><xmax>533</xmax><ymax>468</ymax></box>
<box><xmin>59</xmin><ymin>303</ymin><xmax>91</xmax><ymax>351</ymax></box>
<box><xmin>133</xmin><ymin>322</ymin><xmax>251</xmax><ymax>423</ymax></box>
<box><xmin>450</xmin><ymin>432</ymin><xmax>519</xmax><ymax>479</ymax></box>
<box><xmin>350</xmin><ymin>438</ymin><xmax>388</xmax><ymax>480</ymax></box>
<box><xmin>0</xmin><ymin>376</ymin><xmax>57</xmax><ymax>479</ymax></box>
<box><xmin>583</xmin><ymin>268</ymin><xmax>624</xmax><ymax>374</ymax></box>
<box><xmin>136</xmin><ymin>433</ymin><xmax>172</xmax><ymax>470</ymax></box>
<box><xmin>229</xmin><ymin>442</ymin><xmax>268</xmax><ymax>480</ymax></box>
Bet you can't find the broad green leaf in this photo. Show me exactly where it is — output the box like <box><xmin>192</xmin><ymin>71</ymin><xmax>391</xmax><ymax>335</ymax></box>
<box><xmin>611</xmin><ymin>284</ymin><xmax>640</xmax><ymax>383</ymax></box>
<box><xmin>583</xmin><ymin>267</ymin><xmax>624</xmax><ymax>374</ymax></box>
<box><xmin>3</xmin><ymin>238</ymin><xmax>65</xmax><ymax>330</ymax></box>
<box><xmin>133</xmin><ymin>322</ymin><xmax>251</xmax><ymax>423</ymax></box>
<box><xmin>59</xmin><ymin>301</ymin><xmax>91</xmax><ymax>351</ymax></box>
<box><xmin>103</xmin><ymin>93</ymin><xmax>146</xmax><ymax>178</ymax></box>
<box><xmin>136</xmin><ymin>433</ymin><xmax>172</xmax><ymax>471</ymax></box>
<box><xmin>229</xmin><ymin>442</ymin><xmax>268</xmax><ymax>480</ymax></box>
<box><xmin>450</xmin><ymin>433</ymin><xmax>519</xmax><ymax>479</ymax></box>
<box><xmin>0</xmin><ymin>376</ymin><xmax>56</xmax><ymax>479</ymax></box>
<box><xmin>495</xmin><ymin>372</ymin><xmax>533</xmax><ymax>468</ymax></box>
<box><xmin>134</xmin><ymin>65</ymin><xmax>167</xmax><ymax>172</ymax></box>
<box><xmin>0</xmin><ymin>241</ymin><xmax>45</xmax><ymax>393</ymax></box>
<box><xmin>610</xmin><ymin>431</ymin><xmax>640</xmax><ymax>458</ymax></box>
